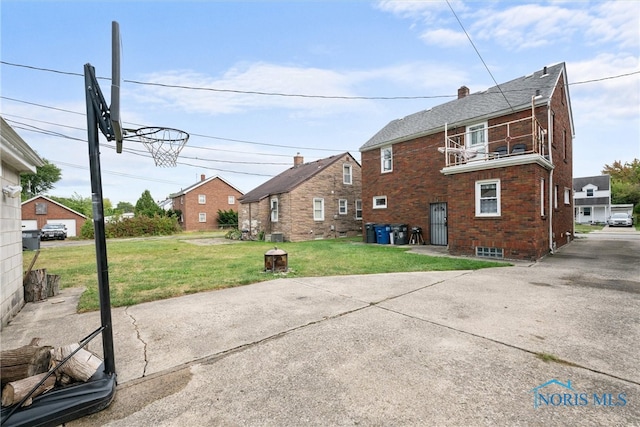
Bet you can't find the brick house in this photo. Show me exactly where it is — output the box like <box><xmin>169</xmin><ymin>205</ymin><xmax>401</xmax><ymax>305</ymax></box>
<box><xmin>2</xmin><ymin>116</ymin><xmax>44</xmax><ymax>328</ymax></box>
<box><xmin>21</xmin><ymin>195</ymin><xmax>87</xmax><ymax>237</ymax></box>
<box><xmin>170</xmin><ymin>175</ymin><xmax>243</xmax><ymax>231</ymax></box>
<box><xmin>359</xmin><ymin>63</ymin><xmax>574</xmax><ymax>261</ymax></box>
<box><xmin>238</xmin><ymin>152</ymin><xmax>362</xmax><ymax>242</ymax></box>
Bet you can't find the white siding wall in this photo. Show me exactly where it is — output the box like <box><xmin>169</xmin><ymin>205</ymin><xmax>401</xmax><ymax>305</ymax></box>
<box><xmin>1</xmin><ymin>164</ymin><xmax>25</xmax><ymax>328</ymax></box>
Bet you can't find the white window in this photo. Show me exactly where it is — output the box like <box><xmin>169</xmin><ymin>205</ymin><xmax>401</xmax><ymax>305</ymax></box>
<box><xmin>198</xmin><ymin>194</ymin><xmax>206</xmax><ymax>204</ymax></box>
<box><xmin>228</xmin><ymin>195</ymin><xmax>235</xmax><ymax>204</ymax></box>
<box><xmin>466</xmin><ymin>122</ymin><xmax>487</xmax><ymax>155</ymax></box>
<box><xmin>355</xmin><ymin>200</ymin><xmax>362</xmax><ymax>220</ymax></box>
<box><xmin>554</xmin><ymin>185</ymin><xmax>559</xmax><ymax>209</ymax></box>
<box><xmin>584</xmin><ymin>207</ymin><xmax>591</xmax><ymax>216</ymax></box>
<box><xmin>540</xmin><ymin>179</ymin><xmax>546</xmax><ymax>217</ymax></box>
<box><xmin>270</xmin><ymin>198</ymin><xmax>279</xmax><ymax>222</ymax></box>
<box><xmin>586</xmin><ymin>188</ymin><xmax>594</xmax><ymax>197</ymax></box>
<box><xmin>381</xmin><ymin>146</ymin><xmax>393</xmax><ymax>173</ymax></box>
<box><xmin>339</xmin><ymin>199</ymin><xmax>348</xmax><ymax>215</ymax></box>
<box><xmin>373</xmin><ymin>196</ymin><xmax>387</xmax><ymax>209</ymax></box>
<box><xmin>564</xmin><ymin>188</ymin><xmax>571</xmax><ymax>205</ymax></box>
<box><xmin>343</xmin><ymin>164</ymin><xmax>352</xmax><ymax>184</ymax></box>
<box><xmin>313</xmin><ymin>198</ymin><xmax>324</xmax><ymax>221</ymax></box>
<box><xmin>475</xmin><ymin>179</ymin><xmax>500</xmax><ymax>217</ymax></box>
<box><xmin>198</xmin><ymin>213</ymin><xmax>206</xmax><ymax>222</ymax></box>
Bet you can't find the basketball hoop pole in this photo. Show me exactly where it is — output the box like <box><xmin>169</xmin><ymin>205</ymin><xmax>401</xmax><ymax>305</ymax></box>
<box><xmin>84</xmin><ymin>63</ymin><xmax>117</xmax><ymax>377</ymax></box>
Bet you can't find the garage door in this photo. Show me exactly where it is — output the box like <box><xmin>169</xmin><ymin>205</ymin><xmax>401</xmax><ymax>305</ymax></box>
<box><xmin>22</xmin><ymin>220</ymin><xmax>38</xmax><ymax>230</ymax></box>
<box><xmin>47</xmin><ymin>219</ymin><xmax>77</xmax><ymax>237</ymax></box>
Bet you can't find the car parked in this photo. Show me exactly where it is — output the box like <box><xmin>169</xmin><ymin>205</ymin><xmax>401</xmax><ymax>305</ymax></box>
<box><xmin>607</xmin><ymin>213</ymin><xmax>633</xmax><ymax>227</ymax></box>
<box><xmin>40</xmin><ymin>223</ymin><xmax>68</xmax><ymax>240</ymax></box>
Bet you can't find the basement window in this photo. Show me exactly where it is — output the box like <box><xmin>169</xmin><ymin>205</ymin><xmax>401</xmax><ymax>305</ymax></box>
<box><xmin>476</xmin><ymin>247</ymin><xmax>504</xmax><ymax>259</ymax></box>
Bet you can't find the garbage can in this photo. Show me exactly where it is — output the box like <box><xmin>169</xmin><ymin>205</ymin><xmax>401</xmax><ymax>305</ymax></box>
<box><xmin>365</xmin><ymin>223</ymin><xmax>376</xmax><ymax>243</ymax></box>
<box><xmin>374</xmin><ymin>224</ymin><xmax>391</xmax><ymax>244</ymax></box>
<box><xmin>22</xmin><ymin>229</ymin><xmax>41</xmax><ymax>251</ymax></box>
<box><xmin>391</xmin><ymin>224</ymin><xmax>409</xmax><ymax>245</ymax></box>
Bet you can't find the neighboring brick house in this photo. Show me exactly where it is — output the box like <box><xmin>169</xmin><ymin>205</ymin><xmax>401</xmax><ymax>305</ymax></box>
<box><xmin>1</xmin><ymin>116</ymin><xmax>44</xmax><ymax>328</ymax></box>
<box><xmin>170</xmin><ymin>175</ymin><xmax>243</xmax><ymax>231</ymax></box>
<box><xmin>238</xmin><ymin>152</ymin><xmax>362</xmax><ymax>242</ymax></box>
<box><xmin>21</xmin><ymin>195</ymin><xmax>87</xmax><ymax>237</ymax></box>
<box><xmin>573</xmin><ymin>175</ymin><xmax>611</xmax><ymax>224</ymax></box>
<box><xmin>359</xmin><ymin>63</ymin><xmax>574</xmax><ymax>261</ymax></box>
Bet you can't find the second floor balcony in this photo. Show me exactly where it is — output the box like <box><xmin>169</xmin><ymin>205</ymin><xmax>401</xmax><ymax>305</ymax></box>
<box><xmin>439</xmin><ymin>113</ymin><xmax>553</xmax><ymax>175</ymax></box>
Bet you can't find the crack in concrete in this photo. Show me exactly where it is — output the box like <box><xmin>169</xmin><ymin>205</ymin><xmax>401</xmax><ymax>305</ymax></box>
<box><xmin>125</xmin><ymin>306</ymin><xmax>149</xmax><ymax>377</ymax></box>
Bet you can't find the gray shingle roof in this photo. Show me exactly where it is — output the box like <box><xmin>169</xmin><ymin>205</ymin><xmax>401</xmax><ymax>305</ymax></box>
<box><xmin>573</xmin><ymin>175</ymin><xmax>610</xmax><ymax>192</ymax></box>
<box><xmin>239</xmin><ymin>152</ymin><xmax>355</xmax><ymax>203</ymax></box>
<box><xmin>360</xmin><ymin>62</ymin><xmax>566</xmax><ymax>151</ymax></box>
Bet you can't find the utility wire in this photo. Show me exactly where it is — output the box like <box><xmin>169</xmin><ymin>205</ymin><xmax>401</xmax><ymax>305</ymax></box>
<box><xmin>445</xmin><ymin>0</ymin><xmax>515</xmax><ymax>112</ymax></box>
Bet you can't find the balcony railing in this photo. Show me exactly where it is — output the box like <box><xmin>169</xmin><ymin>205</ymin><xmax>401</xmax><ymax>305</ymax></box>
<box><xmin>440</xmin><ymin>114</ymin><xmax>548</xmax><ymax>168</ymax></box>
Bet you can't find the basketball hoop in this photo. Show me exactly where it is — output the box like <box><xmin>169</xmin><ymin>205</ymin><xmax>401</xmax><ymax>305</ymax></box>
<box><xmin>125</xmin><ymin>127</ymin><xmax>189</xmax><ymax>167</ymax></box>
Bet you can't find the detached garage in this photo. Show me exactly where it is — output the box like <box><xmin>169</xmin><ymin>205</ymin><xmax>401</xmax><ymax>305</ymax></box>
<box><xmin>21</xmin><ymin>195</ymin><xmax>87</xmax><ymax>237</ymax></box>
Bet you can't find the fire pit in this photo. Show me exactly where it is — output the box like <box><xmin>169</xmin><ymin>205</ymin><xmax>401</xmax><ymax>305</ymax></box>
<box><xmin>264</xmin><ymin>247</ymin><xmax>288</xmax><ymax>272</ymax></box>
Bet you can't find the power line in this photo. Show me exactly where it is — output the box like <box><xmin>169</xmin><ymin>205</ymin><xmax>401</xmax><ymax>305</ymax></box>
<box><xmin>445</xmin><ymin>0</ymin><xmax>514</xmax><ymax>113</ymax></box>
<box><xmin>1</xmin><ymin>96</ymin><xmax>352</xmax><ymax>154</ymax></box>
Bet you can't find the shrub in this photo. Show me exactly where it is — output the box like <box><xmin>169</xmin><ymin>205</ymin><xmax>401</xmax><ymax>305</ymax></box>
<box><xmin>217</xmin><ymin>209</ymin><xmax>238</xmax><ymax>228</ymax></box>
<box><xmin>80</xmin><ymin>215</ymin><xmax>181</xmax><ymax>239</ymax></box>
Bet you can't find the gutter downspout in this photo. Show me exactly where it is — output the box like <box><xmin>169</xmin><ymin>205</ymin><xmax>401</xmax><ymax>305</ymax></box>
<box><xmin>547</xmin><ymin>105</ymin><xmax>554</xmax><ymax>255</ymax></box>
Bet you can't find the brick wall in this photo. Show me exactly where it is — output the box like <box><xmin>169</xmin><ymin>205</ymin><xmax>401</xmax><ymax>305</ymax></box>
<box><xmin>173</xmin><ymin>177</ymin><xmax>243</xmax><ymax>231</ymax></box>
<box><xmin>361</xmin><ymin>96</ymin><xmax>573</xmax><ymax>260</ymax></box>
<box><xmin>21</xmin><ymin>197</ymin><xmax>86</xmax><ymax>233</ymax></box>
<box><xmin>239</xmin><ymin>154</ymin><xmax>363</xmax><ymax>242</ymax></box>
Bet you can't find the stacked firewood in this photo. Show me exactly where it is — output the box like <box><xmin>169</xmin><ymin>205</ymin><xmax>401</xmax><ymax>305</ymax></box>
<box><xmin>0</xmin><ymin>338</ymin><xmax>102</xmax><ymax>407</ymax></box>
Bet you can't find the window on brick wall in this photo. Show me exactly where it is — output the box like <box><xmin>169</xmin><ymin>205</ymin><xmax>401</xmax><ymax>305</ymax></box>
<box><xmin>228</xmin><ymin>195</ymin><xmax>235</xmax><ymax>204</ymax></box>
<box><xmin>198</xmin><ymin>194</ymin><xmax>206</xmax><ymax>204</ymax></box>
<box><xmin>271</xmin><ymin>198</ymin><xmax>279</xmax><ymax>222</ymax></box>
<box><xmin>564</xmin><ymin>188</ymin><xmax>571</xmax><ymax>205</ymax></box>
<box><xmin>381</xmin><ymin>146</ymin><xmax>393</xmax><ymax>173</ymax></box>
<box><xmin>475</xmin><ymin>179</ymin><xmax>500</xmax><ymax>217</ymax></box>
<box><xmin>554</xmin><ymin>185</ymin><xmax>559</xmax><ymax>209</ymax></box>
<box><xmin>313</xmin><ymin>198</ymin><xmax>324</xmax><ymax>221</ymax></box>
<box><xmin>373</xmin><ymin>196</ymin><xmax>387</xmax><ymax>209</ymax></box>
<box><xmin>541</xmin><ymin>179</ymin><xmax>546</xmax><ymax>217</ymax></box>
<box><xmin>35</xmin><ymin>202</ymin><xmax>47</xmax><ymax>214</ymax></box>
<box><xmin>343</xmin><ymin>164</ymin><xmax>352</xmax><ymax>184</ymax></box>
<box><xmin>199</xmin><ymin>213</ymin><xmax>206</xmax><ymax>222</ymax></box>
<box><xmin>339</xmin><ymin>199</ymin><xmax>348</xmax><ymax>215</ymax></box>
<box><xmin>355</xmin><ymin>200</ymin><xmax>362</xmax><ymax>220</ymax></box>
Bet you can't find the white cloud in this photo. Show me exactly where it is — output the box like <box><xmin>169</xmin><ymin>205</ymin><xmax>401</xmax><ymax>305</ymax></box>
<box><xmin>587</xmin><ymin>1</ymin><xmax>640</xmax><ymax>49</ymax></box>
<box><xmin>420</xmin><ymin>28</ymin><xmax>468</xmax><ymax>47</ymax></box>
<box><xmin>128</xmin><ymin>61</ymin><xmax>470</xmax><ymax>119</ymax></box>
<box><xmin>568</xmin><ymin>54</ymin><xmax>640</xmax><ymax>122</ymax></box>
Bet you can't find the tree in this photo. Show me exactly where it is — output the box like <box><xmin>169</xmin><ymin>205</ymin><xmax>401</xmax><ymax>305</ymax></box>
<box><xmin>20</xmin><ymin>159</ymin><xmax>62</xmax><ymax>199</ymax></box>
<box><xmin>134</xmin><ymin>190</ymin><xmax>163</xmax><ymax>218</ymax></box>
<box><xmin>602</xmin><ymin>159</ymin><xmax>640</xmax><ymax>213</ymax></box>
<box><xmin>116</xmin><ymin>201</ymin><xmax>135</xmax><ymax>213</ymax></box>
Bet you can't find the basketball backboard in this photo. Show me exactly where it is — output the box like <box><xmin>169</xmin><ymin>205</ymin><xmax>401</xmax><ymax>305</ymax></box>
<box><xmin>111</xmin><ymin>21</ymin><xmax>123</xmax><ymax>153</ymax></box>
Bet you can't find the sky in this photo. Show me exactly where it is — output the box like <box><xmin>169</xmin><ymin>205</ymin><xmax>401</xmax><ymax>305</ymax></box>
<box><xmin>1</xmin><ymin>0</ymin><xmax>639</xmax><ymax>205</ymax></box>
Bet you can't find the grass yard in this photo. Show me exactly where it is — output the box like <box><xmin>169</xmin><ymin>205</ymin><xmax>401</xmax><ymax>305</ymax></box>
<box><xmin>24</xmin><ymin>235</ymin><xmax>509</xmax><ymax>312</ymax></box>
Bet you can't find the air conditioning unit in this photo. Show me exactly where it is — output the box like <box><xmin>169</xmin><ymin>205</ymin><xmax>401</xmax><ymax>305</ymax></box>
<box><xmin>271</xmin><ymin>233</ymin><xmax>284</xmax><ymax>243</ymax></box>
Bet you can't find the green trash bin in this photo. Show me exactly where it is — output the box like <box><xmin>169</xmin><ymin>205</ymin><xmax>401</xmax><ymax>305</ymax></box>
<box><xmin>22</xmin><ymin>229</ymin><xmax>41</xmax><ymax>251</ymax></box>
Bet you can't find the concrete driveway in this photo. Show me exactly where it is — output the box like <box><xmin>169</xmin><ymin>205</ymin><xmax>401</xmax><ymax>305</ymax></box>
<box><xmin>2</xmin><ymin>231</ymin><xmax>639</xmax><ymax>426</ymax></box>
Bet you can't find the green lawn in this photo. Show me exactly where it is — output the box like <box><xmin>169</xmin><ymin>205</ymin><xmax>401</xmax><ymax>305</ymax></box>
<box><xmin>24</xmin><ymin>235</ymin><xmax>509</xmax><ymax>312</ymax></box>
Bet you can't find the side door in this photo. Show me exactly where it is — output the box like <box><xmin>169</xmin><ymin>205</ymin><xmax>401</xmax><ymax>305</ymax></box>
<box><xmin>430</xmin><ymin>202</ymin><xmax>447</xmax><ymax>246</ymax></box>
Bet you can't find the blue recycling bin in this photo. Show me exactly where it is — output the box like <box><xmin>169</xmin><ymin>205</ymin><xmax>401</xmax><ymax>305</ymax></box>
<box><xmin>374</xmin><ymin>224</ymin><xmax>391</xmax><ymax>244</ymax></box>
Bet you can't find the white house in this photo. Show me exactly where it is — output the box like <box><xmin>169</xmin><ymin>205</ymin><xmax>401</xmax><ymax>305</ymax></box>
<box><xmin>573</xmin><ymin>175</ymin><xmax>611</xmax><ymax>224</ymax></box>
<box><xmin>1</xmin><ymin>116</ymin><xmax>44</xmax><ymax>328</ymax></box>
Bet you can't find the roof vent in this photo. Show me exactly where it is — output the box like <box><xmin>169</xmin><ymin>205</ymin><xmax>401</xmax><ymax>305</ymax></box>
<box><xmin>535</xmin><ymin>89</ymin><xmax>541</xmax><ymax>97</ymax></box>
<box><xmin>542</xmin><ymin>66</ymin><xmax>548</xmax><ymax>76</ymax></box>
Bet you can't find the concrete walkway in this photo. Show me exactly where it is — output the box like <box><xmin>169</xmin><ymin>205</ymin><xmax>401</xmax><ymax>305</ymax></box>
<box><xmin>2</xmin><ymin>235</ymin><xmax>638</xmax><ymax>426</ymax></box>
